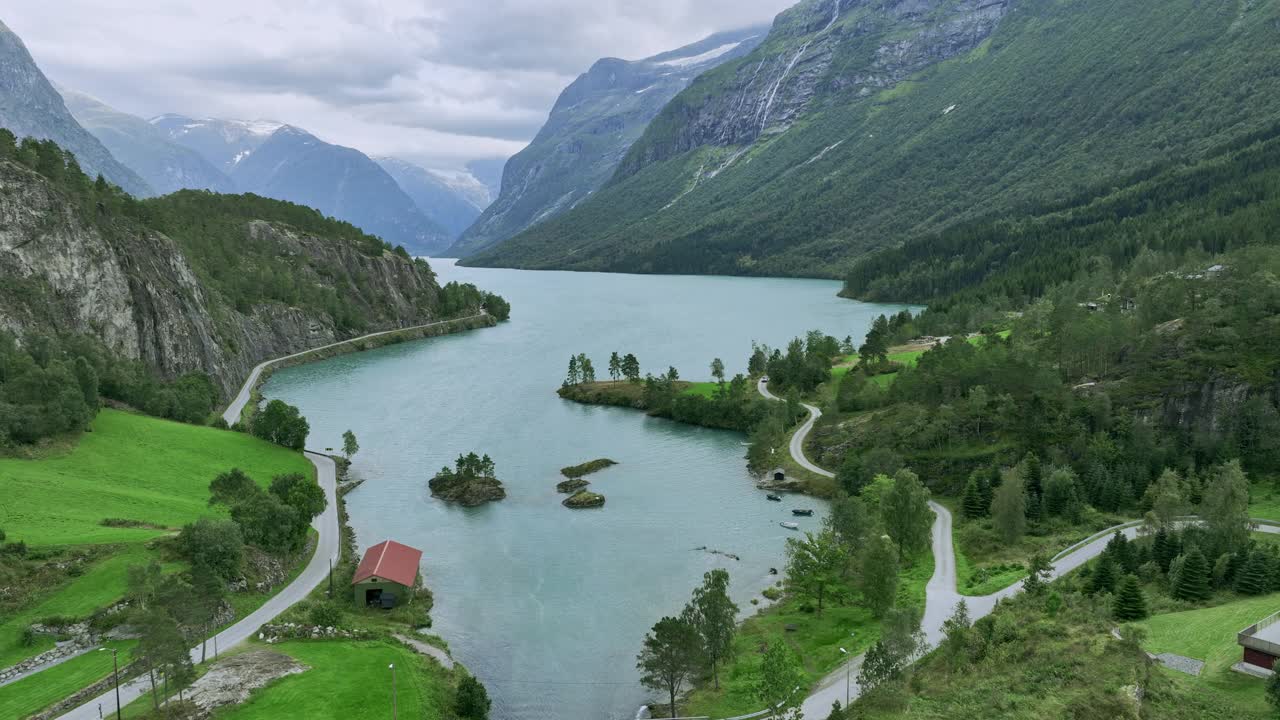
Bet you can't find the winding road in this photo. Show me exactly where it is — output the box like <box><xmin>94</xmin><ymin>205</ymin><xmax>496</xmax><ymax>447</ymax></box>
<box><xmin>53</xmin><ymin>319</ymin><xmax>491</xmax><ymax>719</ymax></box>
<box><xmin>752</xmin><ymin>378</ymin><xmax>1280</xmax><ymax>719</ymax></box>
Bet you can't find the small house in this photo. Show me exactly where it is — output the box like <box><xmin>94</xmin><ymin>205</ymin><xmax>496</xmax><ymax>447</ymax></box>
<box><xmin>772</xmin><ymin>469</ymin><xmax>786</xmax><ymax>483</ymax></box>
<box><xmin>352</xmin><ymin>540</ymin><xmax>423</xmax><ymax>610</ymax></box>
<box><xmin>1237</xmin><ymin>610</ymin><xmax>1280</xmax><ymax>672</ymax></box>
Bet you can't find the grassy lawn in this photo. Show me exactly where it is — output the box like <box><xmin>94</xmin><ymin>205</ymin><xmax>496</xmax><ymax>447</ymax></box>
<box><xmin>0</xmin><ymin>639</ymin><xmax>136</xmax><ymax>720</ymax></box>
<box><xmin>0</xmin><ymin>409</ymin><xmax>313</xmax><ymax>547</ymax></box>
<box><xmin>1139</xmin><ymin>593</ymin><xmax>1280</xmax><ymax>715</ymax></box>
<box><xmin>1248</xmin><ymin>481</ymin><xmax>1280</xmax><ymax>522</ymax></box>
<box><xmin>211</xmin><ymin>640</ymin><xmax>453</xmax><ymax>720</ymax></box>
<box><xmin>684</xmin><ymin>381</ymin><xmax>721</xmax><ymax>398</ymax></box>
<box><xmin>684</xmin><ymin>552</ymin><xmax>934</xmax><ymax>718</ymax></box>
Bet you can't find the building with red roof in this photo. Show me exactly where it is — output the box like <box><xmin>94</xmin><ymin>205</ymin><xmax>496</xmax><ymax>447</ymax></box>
<box><xmin>352</xmin><ymin>540</ymin><xmax>423</xmax><ymax>609</ymax></box>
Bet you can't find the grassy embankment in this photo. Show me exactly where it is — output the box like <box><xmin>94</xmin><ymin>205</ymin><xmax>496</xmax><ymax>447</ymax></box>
<box><xmin>683</xmin><ymin>552</ymin><xmax>935</xmax><ymax>718</ymax></box>
<box><xmin>0</xmin><ymin>409</ymin><xmax>313</xmax><ymax>719</ymax></box>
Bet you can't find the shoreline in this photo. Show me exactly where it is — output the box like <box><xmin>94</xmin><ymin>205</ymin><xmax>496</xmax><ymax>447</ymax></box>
<box><xmin>224</xmin><ymin>313</ymin><xmax>496</xmax><ymax>426</ymax></box>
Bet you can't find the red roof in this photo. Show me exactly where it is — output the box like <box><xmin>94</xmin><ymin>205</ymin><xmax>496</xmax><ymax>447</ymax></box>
<box><xmin>352</xmin><ymin>540</ymin><xmax>423</xmax><ymax>588</ymax></box>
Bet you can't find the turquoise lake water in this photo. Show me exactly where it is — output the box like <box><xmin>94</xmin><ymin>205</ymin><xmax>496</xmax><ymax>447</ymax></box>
<box><xmin>260</xmin><ymin>261</ymin><xmax>912</xmax><ymax>719</ymax></box>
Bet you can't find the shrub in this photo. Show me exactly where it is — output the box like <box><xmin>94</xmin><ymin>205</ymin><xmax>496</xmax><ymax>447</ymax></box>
<box><xmin>20</xmin><ymin>627</ymin><xmax>36</xmax><ymax>647</ymax></box>
<box><xmin>309</xmin><ymin>602</ymin><xmax>343</xmax><ymax>628</ymax></box>
<box><xmin>211</xmin><ymin>417</ymin><xmax>229</xmax><ymax>430</ymax></box>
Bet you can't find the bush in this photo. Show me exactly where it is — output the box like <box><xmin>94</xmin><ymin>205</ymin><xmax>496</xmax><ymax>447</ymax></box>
<box><xmin>762</xmin><ymin>586</ymin><xmax>783</xmax><ymax>601</ymax></box>
<box><xmin>309</xmin><ymin>602</ymin><xmax>343</xmax><ymax>628</ymax></box>
<box><xmin>211</xmin><ymin>417</ymin><xmax>229</xmax><ymax>430</ymax></box>
<box><xmin>455</xmin><ymin>675</ymin><xmax>492</xmax><ymax>720</ymax></box>
<box><xmin>177</xmin><ymin>518</ymin><xmax>244</xmax><ymax>580</ymax></box>
<box><xmin>20</xmin><ymin>627</ymin><xmax>36</xmax><ymax>647</ymax></box>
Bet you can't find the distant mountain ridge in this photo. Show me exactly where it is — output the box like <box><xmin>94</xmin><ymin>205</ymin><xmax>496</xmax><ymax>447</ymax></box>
<box><xmin>60</xmin><ymin>89</ymin><xmax>235</xmax><ymax>195</ymax></box>
<box><xmin>376</xmin><ymin>157</ymin><xmax>489</xmax><ymax>239</ymax></box>
<box><xmin>448</xmin><ymin>25</ymin><xmax>767</xmax><ymax>258</ymax></box>
<box><xmin>153</xmin><ymin>115</ymin><xmax>453</xmax><ymax>255</ymax></box>
<box><xmin>0</xmin><ymin>19</ymin><xmax>152</xmax><ymax>196</ymax></box>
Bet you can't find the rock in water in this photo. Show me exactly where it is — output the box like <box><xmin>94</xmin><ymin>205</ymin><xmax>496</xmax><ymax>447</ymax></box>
<box><xmin>563</xmin><ymin>490</ymin><xmax>606</xmax><ymax>509</ymax></box>
<box><xmin>556</xmin><ymin>478</ymin><xmax>590</xmax><ymax>494</ymax></box>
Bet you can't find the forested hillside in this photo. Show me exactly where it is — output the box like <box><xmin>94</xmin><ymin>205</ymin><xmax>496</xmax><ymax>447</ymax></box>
<box><xmin>0</xmin><ymin>131</ymin><xmax>504</xmax><ymax>447</ymax></box>
<box><xmin>468</xmin><ymin>0</ymin><xmax>1280</xmax><ymax>277</ymax></box>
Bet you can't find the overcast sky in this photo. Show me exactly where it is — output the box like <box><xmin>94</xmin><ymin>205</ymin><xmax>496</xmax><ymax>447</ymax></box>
<box><xmin>6</xmin><ymin>1</ymin><xmax>793</xmax><ymax>170</ymax></box>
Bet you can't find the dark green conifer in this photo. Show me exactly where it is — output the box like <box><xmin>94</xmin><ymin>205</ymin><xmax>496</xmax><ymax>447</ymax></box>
<box><xmin>1172</xmin><ymin>546</ymin><xmax>1213</xmax><ymax>602</ymax></box>
<box><xmin>1235</xmin><ymin>552</ymin><xmax>1270</xmax><ymax>596</ymax></box>
<box><xmin>1089</xmin><ymin>554</ymin><xmax>1117</xmax><ymax>595</ymax></box>
<box><xmin>1113</xmin><ymin>575</ymin><xmax>1149</xmax><ymax>621</ymax></box>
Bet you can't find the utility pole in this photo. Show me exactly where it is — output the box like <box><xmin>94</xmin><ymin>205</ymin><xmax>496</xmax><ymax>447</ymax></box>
<box><xmin>99</xmin><ymin>647</ymin><xmax>121</xmax><ymax>720</ymax></box>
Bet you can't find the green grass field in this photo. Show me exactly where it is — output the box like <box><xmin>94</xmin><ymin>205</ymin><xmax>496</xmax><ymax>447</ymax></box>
<box><xmin>1140</xmin><ymin>593</ymin><xmax>1280</xmax><ymax>714</ymax></box>
<box><xmin>212</xmin><ymin>640</ymin><xmax>453</xmax><ymax>720</ymax></box>
<box><xmin>0</xmin><ymin>543</ymin><xmax>165</xmax><ymax>667</ymax></box>
<box><xmin>684</xmin><ymin>551</ymin><xmax>934</xmax><ymax>717</ymax></box>
<box><xmin>0</xmin><ymin>639</ymin><xmax>136</xmax><ymax>720</ymax></box>
<box><xmin>0</xmin><ymin>409</ymin><xmax>313</xmax><ymax>546</ymax></box>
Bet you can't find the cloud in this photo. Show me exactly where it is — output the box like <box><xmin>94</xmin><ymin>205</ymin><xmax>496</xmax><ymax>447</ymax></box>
<box><xmin>5</xmin><ymin>0</ymin><xmax>793</xmax><ymax>169</ymax></box>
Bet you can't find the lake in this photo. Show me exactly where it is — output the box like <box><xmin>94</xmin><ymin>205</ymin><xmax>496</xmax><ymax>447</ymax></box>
<box><xmin>260</xmin><ymin>261</ymin><xmax>912</xmax><ymax>719</ymax></box>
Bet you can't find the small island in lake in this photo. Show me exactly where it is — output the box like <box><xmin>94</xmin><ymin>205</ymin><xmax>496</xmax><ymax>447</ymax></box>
<box><xmin>556</xmin><ymin>477</ymin><xmax>590</xmax><ymax>494</ymax></box>
<box><xmin>563</xmin><ymin>490</ymin><xmax>606</xmax><ymax>509</ymax></box>
<box><xmin>560</xmin><ymin>458</ymin><xmax>618</xmax><ymax>478</ymax></box>
<box><xmin>429</xmin><ymin>452</ymin><xmax>507</xmax><ymax>507</ymax></box>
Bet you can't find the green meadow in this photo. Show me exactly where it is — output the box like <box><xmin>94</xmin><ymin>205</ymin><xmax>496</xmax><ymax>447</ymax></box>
<box><xmin>0</xmin><ymin>409</ymin><xmax>312</xmax><ymax>547</ymax></box>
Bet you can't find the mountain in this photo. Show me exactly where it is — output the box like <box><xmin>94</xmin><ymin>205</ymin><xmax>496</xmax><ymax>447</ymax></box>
<box><xmin>0</xmin><ymin>134</ymin><xmax>495</xmax><ymax>399</ymax></box>
<box><xmin>149</xmin><ymin>114</ymin><xmax>283</xmax><ymax>175</ymax></box>
<box><xmin>465</xmin><ymin>158</ymin><xmax>506</xmax><ymax>200</ymax></box>
<box><xmin>59</xmin><ymin>88</ymin><xmax>235</xmax><ymax>195</ymax></box>
<box><xmin>375</xmin><ymin>157</ymin><xmax>489</xmax><ymax>239</ymax></box>
<box><xmin>0</xmin><ymin>20</ymin><xmax>152</xmax><ymax>197</ymax></box>
<box><xmin>154</xmin><ymin>117</ymin><xmax>453</xmax><ymax>255</ymax></box>
<box><xmin>448</xmin><ymin>26</ymin><xmax>767</xmax><ymax>258</ymax></box>
<box><xmin>466</xmin><ymin>0</ymin><xmax>1280</xmax><ymax>277</ymax></box>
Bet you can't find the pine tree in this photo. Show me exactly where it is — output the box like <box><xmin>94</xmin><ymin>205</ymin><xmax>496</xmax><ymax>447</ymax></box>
<box><xmin>1172</xmin><ymin>546</ymin><xmax>1213</xmax><ymax>602</ymax></box>
<box><xmin>1151</xmin><ymin>528</ymin><xmax>1173</xmax><ymax>573</ymax></box>
<box><xmin>962</xmin><ymin>476</ymin><xmax>986</xmax><ymax>519</ymax></box>
<box><xmin>1089</xmin><ymin>554</ymin><xmax>1117</xmax><ymax>595</ymax></box>
<box><xmin>1235</xmin><ymin>552</ymin><xmax>1270</xmax><ymax>595</ymax></box>
<box><xmin>1105</xmin><ymin>531</ymin><xmax>1135</xmax><ymax>573</ymax></box>
<box><xmin>1112</xmin><ymin>575</ymin><xmax>1149</xmax><ymax>621</ymax></box>
<box><xmin>1023</xmin><ymin>453</ymin><xmax>1043</xmax><ymax>497</ymax></box>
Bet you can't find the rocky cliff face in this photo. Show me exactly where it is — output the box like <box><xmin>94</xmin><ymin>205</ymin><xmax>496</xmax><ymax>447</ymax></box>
<box><xmin>0</xmin><ymin>159</ymin><xmax>447</xmax><ymax>398</ymax></box>
<box><xmin>0</xmin><ymin>20</ymin><xmax>152</xmax><ymax>197</ymax></box>
<box><xmin>616</xmin><ymin>0</ymin><xmax>1009</xmax><ymax>179</ymax></box>
<box><xmin>450</xmin><ymin>26</ymin><xmax>766</xmax><ymax>258</ymax></box>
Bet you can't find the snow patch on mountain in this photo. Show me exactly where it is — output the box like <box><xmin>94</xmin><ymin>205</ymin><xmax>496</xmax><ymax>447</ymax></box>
<box><xmin>654</xmin><ymin>40</ymin><xmax>752</xmax><ymax>69</ymax></box>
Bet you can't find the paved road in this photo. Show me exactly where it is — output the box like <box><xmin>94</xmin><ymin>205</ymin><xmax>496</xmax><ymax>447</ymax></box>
<box><xmin>751</xmin><ymin>378</ymin><xmax>1280</xmax><ymax>719</ymax></box>
<box><xmin>221</xmin><ymin>314</ymin><xmax>485</xmax><ymax>425</ymax></box>
<box><xmin>756</xmin><ymin>378</ymin><xmax>834</xmax><ymax>479</ymax></box>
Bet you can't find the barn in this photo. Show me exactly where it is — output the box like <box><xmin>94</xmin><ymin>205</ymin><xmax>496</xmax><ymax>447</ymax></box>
<box><xmin>1237</xmin><ymin>610</ymin><xmax>1280</xmax><ymax>672</ymax></box>
<box><xmin>352</xmin><ymin>540</ymin><xmax>423</xmax><ymax>609</ymax></box>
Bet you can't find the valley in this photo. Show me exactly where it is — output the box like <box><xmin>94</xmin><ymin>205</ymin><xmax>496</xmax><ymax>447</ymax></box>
<box><xmin>1</xmin><ymin>0</ymin><xmax>1279</xmax><ymax>718</ymax></box>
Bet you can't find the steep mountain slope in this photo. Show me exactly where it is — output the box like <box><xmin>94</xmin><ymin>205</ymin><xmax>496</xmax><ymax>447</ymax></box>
<box><xmin>150</xmin><ymin>114</ymin><xmax>282</xmax><ymax>175</ymax></box>
<box><xmin>0</xmin><ymin>135</ymin><xmax>495</xmax><ymax>399</ymax></box>
<box><xmin>466</xmin><ymin>158</ymin><xmax>505</xmax><ymax>200</ymax></box>
<box><xmin>59</xmin><ymin>88</ymin><xmax>236</xmax><ymax>195</ymax></box>
<box><xmin>376</xmin><ymin>157</ymin><xmax>488</xmax><ymax>239</ymax></box>
<box><xmin>228</xmin><ymin>127</ymin><xmax>452</xmax><ymax>255</ymax></box>
<box><xmin>468</xmin><ymin>0</ymin><xmax>1280</xmax><ymax>277</ymax></box>
<box><xmin>449</xmin><ymin>26</ymin><xmax>767</xmax><ymax>258</ymax></box>
<box><xmin>0</xmin><ymin>20</ymin><xmax>152</xmax><ymax>197</ymax></box>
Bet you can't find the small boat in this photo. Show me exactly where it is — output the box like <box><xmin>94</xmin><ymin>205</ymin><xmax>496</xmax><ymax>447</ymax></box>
<box><xmin>792</xmin><ymin>509</ymin><xmax>815</xmax><ymax>517</ymax></box>
<box><xmin>766</xmin><ymin>493</ymin><xmax>782</xmax><ymax>502</ymax></box>
<box><xmin>780</xmin><ymin>521</ymin><xmax>800</xmax><ymax>531</ymax></box>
